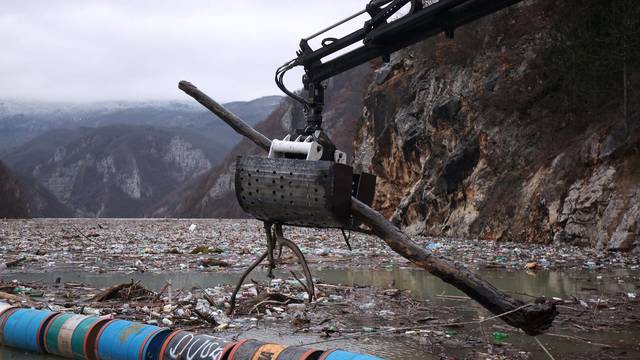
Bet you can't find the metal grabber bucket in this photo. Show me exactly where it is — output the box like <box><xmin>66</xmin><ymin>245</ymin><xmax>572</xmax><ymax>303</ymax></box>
<box><xmin>234</xmin><ymin>135</ymin><xmax>375</xmax><ymax>229</ymax></box>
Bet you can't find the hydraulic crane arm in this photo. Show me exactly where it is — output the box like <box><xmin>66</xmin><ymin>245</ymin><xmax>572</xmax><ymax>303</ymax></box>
<box><xmin>276</xmin><ymin>0</ymin><xmax>523</xmax><ymax>136</ymax></box>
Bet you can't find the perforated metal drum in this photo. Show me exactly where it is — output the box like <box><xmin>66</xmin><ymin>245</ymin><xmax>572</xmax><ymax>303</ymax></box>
<box><xmin>235</xmin><ymin>156</ymin><xmax>353</xmax><ymax>228</ymax></box>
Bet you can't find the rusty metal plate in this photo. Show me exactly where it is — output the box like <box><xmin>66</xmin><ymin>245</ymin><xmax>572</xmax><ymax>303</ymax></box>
<box><xmin>235</xmin><ymin>156</ymin><xmax>352</xmax><ymax>228</ymax></box>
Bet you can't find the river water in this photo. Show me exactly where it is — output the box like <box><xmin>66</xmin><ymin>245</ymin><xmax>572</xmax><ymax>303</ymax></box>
<box><xmin>1</xmin><ymin>268</ymin><xmax>639</xmax><ymax>359</ymax></box>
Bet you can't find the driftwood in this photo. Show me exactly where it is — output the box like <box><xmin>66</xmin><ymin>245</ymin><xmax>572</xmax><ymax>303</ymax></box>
<box><xmin>92</xmin><ymin>280</ymin><xmax>154</xmax><ymax>302</ymax></box>
<box><xmin>178</xmin><ymin>80</ymin><xmax>558</xmax><ymax>336</ymax></box>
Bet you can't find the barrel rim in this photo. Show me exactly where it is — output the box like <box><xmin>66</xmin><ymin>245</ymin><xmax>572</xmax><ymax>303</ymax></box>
<box><xmin>318</xmin><ymin>349</ymin><xmax>337</xmax><ymax>360</ymax></box>
<box><xmin>158</xmin><ymin>330</ymin><xmax>184</xmax><ymax>360</ymax></box>
<box><xmin>227</xmin><ymin>338</ymin><xmax>249</xmax><ymax>360</ymax></box>
<box><xmin>36</xmin><ymin>311</ymin><xmax>60</xmax><ymax>353</ymax></box>
<box><xmin>221</xmin><ymin>340</ymin><xmax>238</xmax><ymax>360</ymax></box>
<box><xmin>137</xmin><ymin>327</ymin><xmax>164</xmax><ymax>360</ymax></box>
<box><xmin>69</xmin><ymin>316</ymin><xmax>99</xmax><ymax>358</ymax></box>
<box><xmin>87</xmin><ymin>318</ymin><xmax>115</xmax><ymax>360</ymax></box>
<box><xmin>42</xmin><ymin>312</ymin><xmax>68</xmax><ymax>353</ymax></box>
<box><xmin>300</xmin><ymin>348</ymin><xmax>323</xmax><ymax>360</ymax></box>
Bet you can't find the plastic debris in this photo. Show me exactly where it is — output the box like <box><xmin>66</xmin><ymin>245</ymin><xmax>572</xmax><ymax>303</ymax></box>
<box><xmin>492</xmin><ymin>332</ymin><xmax>509</xmax><ymax>342</ymax></box>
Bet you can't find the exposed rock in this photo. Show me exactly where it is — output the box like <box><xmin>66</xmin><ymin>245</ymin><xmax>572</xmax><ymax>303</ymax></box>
<box><xmin>0</xmin><ymin>160</ymin><xmax>29</xmax><ymax>218</ymax></box>
<box><xmin>352</xmin><ymin>0</ymin><xmax>640</xmax><ymax>251</ymax></box>
<box><xmin>2</xmin><ymin>125</ymin><xmax>228</xmax><ymax>217</ymax></box>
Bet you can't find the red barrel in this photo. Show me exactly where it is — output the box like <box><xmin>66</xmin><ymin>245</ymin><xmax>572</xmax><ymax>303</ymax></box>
<box><xmin>159</xmin><ymin>330</ymin><xmax>235</xmax><ymax>360</ymax></box>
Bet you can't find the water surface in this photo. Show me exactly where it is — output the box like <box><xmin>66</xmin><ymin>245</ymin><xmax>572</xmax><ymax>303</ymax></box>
<box><xmin>2</xmin><ymin>268</ymin><xmax>639</xmax><ymax>359</ymax></box>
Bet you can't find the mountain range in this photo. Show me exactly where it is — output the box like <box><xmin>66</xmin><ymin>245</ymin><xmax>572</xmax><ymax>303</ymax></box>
<box><xmin>0</xmin><ymin>96</ymin><xmax>282</xmax><ymax>217</ymax></box>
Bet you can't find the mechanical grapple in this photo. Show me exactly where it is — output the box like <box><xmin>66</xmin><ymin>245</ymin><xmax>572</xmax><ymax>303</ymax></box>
<box><xmin>235</xmin><ymin>134</ymin><xmax>375</xmax><ymax>230</ymax></box>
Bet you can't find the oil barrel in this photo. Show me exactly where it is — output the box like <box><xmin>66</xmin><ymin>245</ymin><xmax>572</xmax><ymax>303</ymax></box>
<box><xmin>318</xmin><ymin>350</ymin><xmax>384</xmax><ymax>360</ymax></box>
<box><xmin>71</xmin><ymin>317</ymin><xmax>110</xmax><ymax>360</ymax></box>
<box><xmin>44</xmin><ymin>313</ymin><xmax>91</xmax><ymax>357</ymax></box>
<box><xmin>1</xmin><ymin>309</ymin><xmax>59</xmax><ymax>353</ymax></box>
<box><xmin>250</xmin><ymin>343</ymin><xmax>286</xmax><ymax>360</ymax></box>
<box><xmin>159</xmin><ymin>330</ymin><xmax>235</xmax><ymax>360</ymax></box>
<box><xmin>227</xmin><ymin>339</ymin><xmax>265</xmax><ymax>360</ymax></box>
<box><xmin>141</xmin><ymin>328</ymin><xmax>172</xmax><ymax>360</ymax></box>
<box><xmin>0</xmin><ymin>307</ymin><xmax>20</xmax><ymax>344</ymax></box>
<box><xmin>95</xmin><ymin>319</ymin><xmax>166</xmax><ymax>360</ymax></box>
<box><xmin>276</xmin><ymin>346</ymin><xmax>323</xmax><ymax>360</ymax></box>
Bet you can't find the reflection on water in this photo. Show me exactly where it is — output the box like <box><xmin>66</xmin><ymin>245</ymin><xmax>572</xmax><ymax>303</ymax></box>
<box><xmin>4</xmin><ymin>267</ymin><xmax>636</xmax><ymax>301</ymax></box>
<box><xmin>1</xmin><ymin>268</ymin><xmax>639</xmax><ymax>360</ymax></box>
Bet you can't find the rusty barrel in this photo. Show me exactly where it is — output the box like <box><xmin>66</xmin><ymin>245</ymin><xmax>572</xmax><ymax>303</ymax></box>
<box><xmin>0</xmin><ymin>304</ymin><xmax>20</xmax><ymax>345</ymax></box>
<box><xmin>1</xmin><ymin>308</ymin><xmax>59</xmax><ymax>353</ymax></box>
<box><xmin>71</xmin><ymin>317</ymin><xmax>110</xmax><ymax>360</ymax></box>
<box><xmin>159</xmin><ymin>330</ymin><xmax>236</xmax><ymax>360</ymax></box>
<box><xmin>251</xmin><ymin>343</ymin><xmax>287</xmax><ymax>360</ymax></box>
<box><xmin>276</xmin><ymin>346</ymin><xmax>324</xmax><ymax>360</ymax></box>
<box><xmin>227</xmin><ymin>339</ymin><xmax>266</xmax><ymax>360</ymax></box>
<box><xmin>96</xmin><ymin>319</ymin><xmax>169</xmax><ymax>360</ymax></box>
<box><xmin>44</xmin><ymin>313</ymin><xmax>92</xmax><ymax>357</ymax></box>
<box><xmin>318</xmin><ymin>350</ymin><xmax>384</xmax><ymax>360</ymax></box>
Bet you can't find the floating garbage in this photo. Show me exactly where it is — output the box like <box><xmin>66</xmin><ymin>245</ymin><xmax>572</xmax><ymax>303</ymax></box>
<box><xmin>0</xmin><ymin>304</ymin><xmax>385</xmax><ymax>360</ymax></box>
<box><xmin>491</xmin><ymin>332</ymin><xmax>509</xmax><ymax>343</ymax></box>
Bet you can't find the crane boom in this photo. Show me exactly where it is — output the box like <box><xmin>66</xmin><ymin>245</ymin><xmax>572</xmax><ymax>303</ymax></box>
<box><xmin>276</xmin><ymin>0</ymin><xmax>524</xmax><ymax>138</ymax></box>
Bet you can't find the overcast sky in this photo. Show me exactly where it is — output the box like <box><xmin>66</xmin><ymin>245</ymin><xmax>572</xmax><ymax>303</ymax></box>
<box><xmin>0</xmin><ymin>1</ymin><xmax>369</xmax><ymax>103</ymax></box>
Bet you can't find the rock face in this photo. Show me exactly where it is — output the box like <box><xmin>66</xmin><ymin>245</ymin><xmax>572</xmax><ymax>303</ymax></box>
<box><xmin>352</xmin><ymin>0</ymin><xmax>640</xmax><ymax>251</ymax></box>
<box><xmin>0</xmin><ymin>160</ymin><xmax>29</xmax><ymax>218</ymax></box>
<box><xmin>153</xmin><ymin>64</ymin><xmax>371</xmax><ymax>218</ymax></box>
<box><xmin>3</xmin><ymin>125</ymin><xmax>229</xmax><ymax>217</ymax></box>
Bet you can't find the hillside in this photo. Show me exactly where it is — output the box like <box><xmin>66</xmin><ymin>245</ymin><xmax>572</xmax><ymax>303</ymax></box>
<box><xmin>352</xmin><ymin>0</ymin><xmax>640</xmax><ymax>251</ymax></box>
<box><xmin>152</xmin><ymin>64</ymin><xmax>371</xmax><ymax>218</ymax></box>
<box><xmin>0</xmin><ymin>160</ymin><xmax>29</xmax><ymax>218</ymax></box>
<box><xmin>3</xmin><ymin>125</ymin><xmax>230</xmax><ymax>217</ymax></box>
<box><xmin>0</xmin><ymin>96</ymin><xmax>282</xmax><ymax>154</ymax></box>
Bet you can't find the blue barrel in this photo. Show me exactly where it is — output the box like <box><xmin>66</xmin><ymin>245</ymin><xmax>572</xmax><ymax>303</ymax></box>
<box><xmin>0</xmin><ymin>306</ymin><xmax>20</xmax><ymax>344</ymax></box>
<box><xmin>1</xmin><ymin>309</ymin><xmax>59</xmax><ymax>353</ymax></box>
<box><xmin>319</xmin><ymin>350</ymin><xmax>384</xmax><ymax>360</ymax></box>
<box><xmin>142</xmin><ymin>328</ymin><xmax>172</xmax><ymax>360</ymax></box>
<box><xmin>96</xmin><ymin>319</ymin><xmax>167</xmax><ymax>360</ymax></box>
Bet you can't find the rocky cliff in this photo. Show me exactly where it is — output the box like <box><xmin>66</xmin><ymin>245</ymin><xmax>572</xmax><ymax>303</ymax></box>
<box><xmin>352</xmin><ymin>0</ymin><xmax>640</xmax><ymax>251</ymax></box>
<box><xmin>3</xmin><ymin>125</ymin><xmax>230</xmax><ymax>217</ymax></box>
<box><xmin>153</xmin><ymin>64</ymin><xmax>371</xmax><ymax>218</ymax></box>
<box><xmin>0</xmin><ymin>160</ymin><xmax>30</xmax><ymax>218</ymax></box>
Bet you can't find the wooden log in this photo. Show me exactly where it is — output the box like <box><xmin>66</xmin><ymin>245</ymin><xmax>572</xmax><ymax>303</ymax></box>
<box><xmin>178</xmin><ymin>81</ymin><xmax>558</xmax><ymax>335</ymax></box>
<box><xmin>178</xmin><ymin>81</ymin><xmax>272</xmax><ymax>151</ymax></box>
